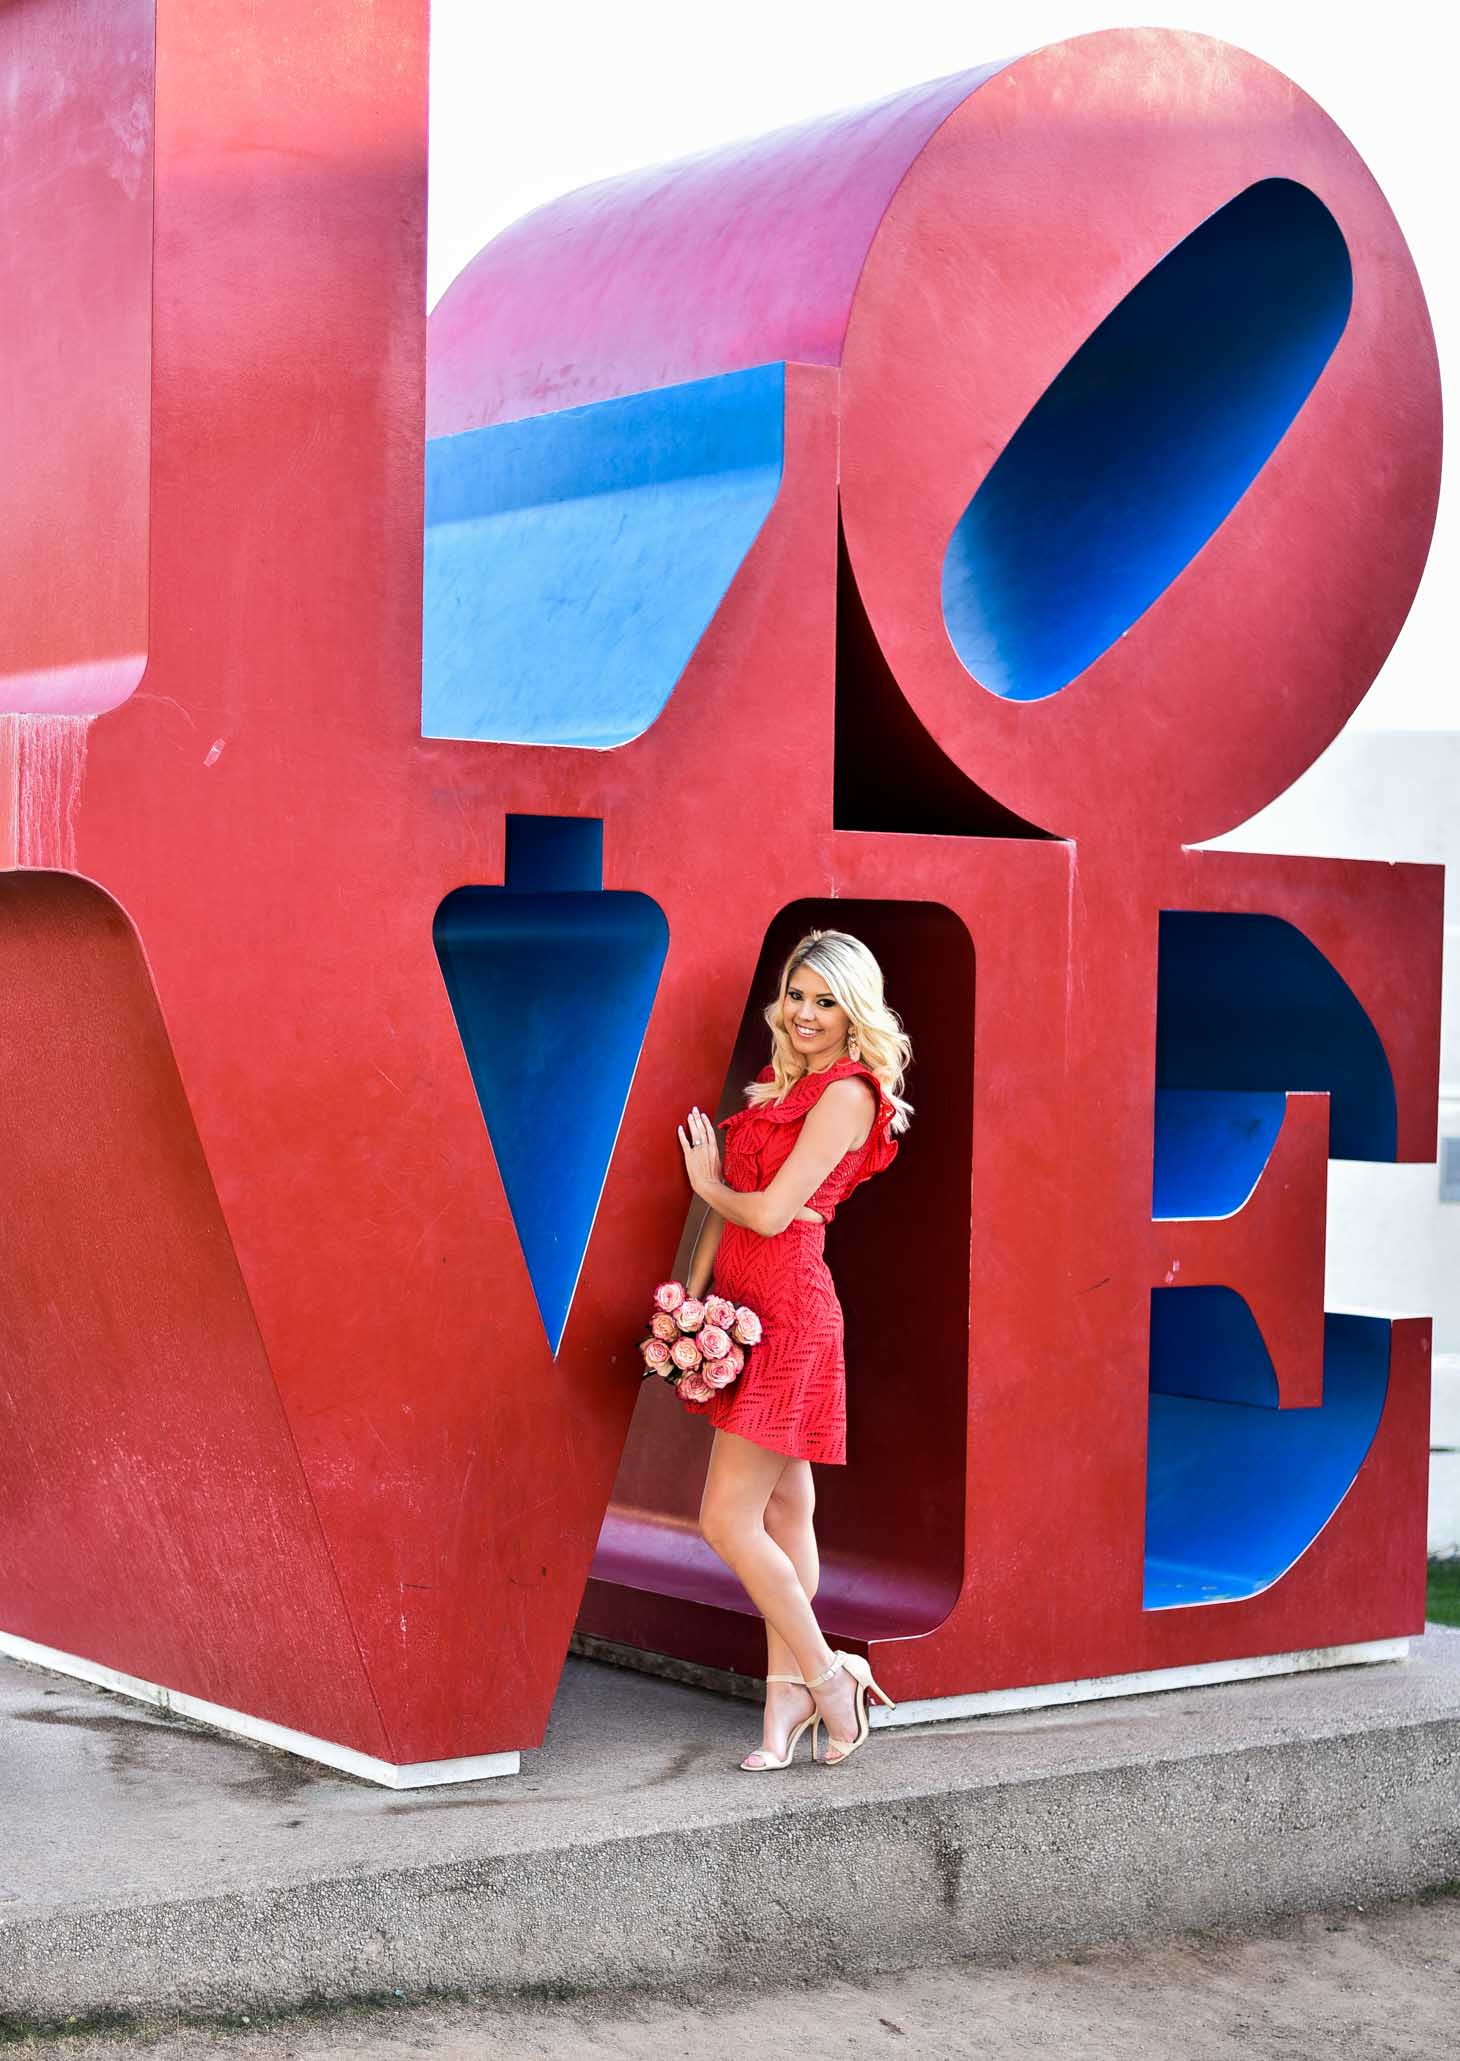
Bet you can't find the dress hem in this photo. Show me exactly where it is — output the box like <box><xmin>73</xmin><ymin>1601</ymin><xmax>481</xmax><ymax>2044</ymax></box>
<box><xmin>683</xmin><ymin>1401</ymin><xmax>846</xmax><ymax>1466</ymax></box>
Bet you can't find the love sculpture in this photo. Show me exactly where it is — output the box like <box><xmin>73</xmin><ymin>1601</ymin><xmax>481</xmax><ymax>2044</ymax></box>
<box><xmin>0</xmin><ymin>5</ymin><xmax>1443</xmax><ymax>1784</ymax></box>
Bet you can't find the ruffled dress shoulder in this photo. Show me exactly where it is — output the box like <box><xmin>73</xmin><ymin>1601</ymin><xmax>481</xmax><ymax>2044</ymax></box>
<box><xmin>719</xmin><ymin>1056</ymin><xmax>900</xmax><ymax>1218</ymax></box>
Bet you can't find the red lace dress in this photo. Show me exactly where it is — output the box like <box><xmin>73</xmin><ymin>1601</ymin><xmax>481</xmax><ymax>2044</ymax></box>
<box><xmin>680</xmin><ymin>1056</ymin><xmax>900</xmax><ymax>1464</ymax></box>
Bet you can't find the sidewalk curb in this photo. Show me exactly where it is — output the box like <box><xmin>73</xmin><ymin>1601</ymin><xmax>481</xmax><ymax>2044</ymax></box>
<box><xmin>5</xmin><ymin>1706</ymin><xmax>1459</xmax><ymax>2028</ymax></box>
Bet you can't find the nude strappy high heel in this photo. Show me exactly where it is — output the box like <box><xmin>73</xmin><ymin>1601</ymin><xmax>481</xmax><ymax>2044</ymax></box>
<box><xmin>739</xmin><ymin>1673</ymin><xmax>820</xmax><ymax>1772</ymax></box>
<box><xmin>805</xmin><ymin>1650</ymin><xmax>895</xmax><ymax>1765</ymax></box>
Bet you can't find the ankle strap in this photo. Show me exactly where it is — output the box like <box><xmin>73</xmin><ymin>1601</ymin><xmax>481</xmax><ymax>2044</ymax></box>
<box><xmin>765</xmin><ymin>1673</ymin><xmax>806</xmax><ymax>1686</ymax></box>
<box><xmin>804</xmin><ymin>1655</ymin><xmax>844</xmax><ymax>1690</ymax></box>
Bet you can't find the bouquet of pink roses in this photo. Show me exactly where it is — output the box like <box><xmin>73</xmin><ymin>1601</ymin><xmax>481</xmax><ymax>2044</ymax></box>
<box><xmin>639</xmin><ymin>1279</ymin><xmax>763</xmax><ymax>1405</ymax></box>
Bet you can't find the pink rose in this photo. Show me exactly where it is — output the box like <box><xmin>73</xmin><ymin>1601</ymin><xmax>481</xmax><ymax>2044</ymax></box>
<box><xmin>703</xmin><ymin>1295</ymin><xmax>737</xmax><ymax>1331</ymax></box>
<box><xmin>698</xmin><ymin>1324</ymin><xmax>731</xmax><ymax>1361</ymax></box>
<box><xmin>653</xmin><ymin>1280</ymin><xmax>686</xmax><ymax>1314</ymax></box>
<box><xmin>725</xmin><ymin>1342</ymin><xmax>746</xmax><ymax>1376</ymax></box>
<box><xmin>640</xmin><ymin>1337</ymin><xmax>673</xmax><ymax>1373</ymax></box>
<box><xmin>678</xmin><ymin>1369</ymin><xmax>715</xmax><ymax>1403</ymax></box>
<box><xmin>669</xmin><ymin>1336</ymin><xmax>703</xmax><ymax>1374</ymax></box>
<box><xmin>732</xmin><ymin>1305</ymin><xmax>763</xmax><ymax>1346</ymax></box>
<box><xmin>650</xmin><ymin>1311</ymin><xmax>679</xmax><ymax>1342</ymax></box>
<box><xmin>675</xmin><ymin>1297</ymin><xmax>707</xmax><ymax>1333</ymax></box>
<box><xmin>704</xmin><ymin>1358</ymin><xmax>738</xmax><ymax>1389</ymax></box>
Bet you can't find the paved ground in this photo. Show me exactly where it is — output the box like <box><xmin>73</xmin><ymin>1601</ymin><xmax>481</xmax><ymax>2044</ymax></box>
<box><xmin>9</xmin><ymin>1635</ymin><xmax>1460</xmax><ymax>1921</ymax></box>
<box><xmin>4</xmin><ymin>1628</ymin><xmax>1459</xmax><ymax>2025</ymax></box>
<box><xmin>6</xmin><ymin>1889</ymin><xmax>1457</xmax><ymax>2058</ymax></box>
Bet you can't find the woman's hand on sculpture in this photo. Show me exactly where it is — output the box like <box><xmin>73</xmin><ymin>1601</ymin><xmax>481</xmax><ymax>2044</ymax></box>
<box><xmin>678</xmin><ymin>1106</ymin><xmax>722</xmax><ymax>1198</ymax></box>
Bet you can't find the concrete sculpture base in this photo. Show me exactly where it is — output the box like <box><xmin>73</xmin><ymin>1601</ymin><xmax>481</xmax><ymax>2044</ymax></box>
<box><xmin>572</xmin><ymin>1631</ymin><xmax>1411</xmax><ymax>1728</ymax></box>
<box><xmin>0</xmin><ymin>1631</ymin><xmax>520</xmax><ymax>1789</ymax></box>
<box><xmin>4</xmin><ymin>1632</ymin><xmax>1458</xmax><ymax>2027</ymax></box>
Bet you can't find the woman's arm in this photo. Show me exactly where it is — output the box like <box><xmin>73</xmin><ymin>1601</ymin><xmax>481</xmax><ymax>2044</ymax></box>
<box><xmin>681</xmin><ymin>1080</ymin><xmax>875</xmax><ymax>1239</ymax></box>
<box><xmin>686</xmin><ymin>1205</ymin><xmax>725</xmax><ymax>1299</ymax></box>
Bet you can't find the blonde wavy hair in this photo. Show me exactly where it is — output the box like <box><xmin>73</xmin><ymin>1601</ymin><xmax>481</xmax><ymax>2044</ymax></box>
<box><xmin>743</xmin><ymin>929</ymin><xmax>913</xmax><ymax>1135</ymax></box>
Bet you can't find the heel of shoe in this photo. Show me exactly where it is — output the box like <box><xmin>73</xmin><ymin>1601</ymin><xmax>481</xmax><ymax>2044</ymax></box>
<box><xmin>841</xmin><ymin>1651</ymin><xmax>895</xmax><ymax>1706</ymax></box>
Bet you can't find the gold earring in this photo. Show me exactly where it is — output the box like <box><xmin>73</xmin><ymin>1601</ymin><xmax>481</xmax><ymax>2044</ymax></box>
<box><xmin>848</xmin><ymin>1035</ymin><xmax>862</xmax><ymax>1061</ymax></box>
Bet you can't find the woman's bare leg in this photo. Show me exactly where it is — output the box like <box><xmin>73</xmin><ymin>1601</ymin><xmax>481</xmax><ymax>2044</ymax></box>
<box><xmin>765</xmin><ymin>1462</ymin><xmax>819</xmax><ymax>1649</ymax></box>
<box><xmin>756</xmin><ymin>1460</ymin><xmax>821</xmax><ymax>1761</ymax></box>
<box><xmin>699</xmin><ymin>1431</ymin><xmax>857</xmax><ymax>1758</ymax></box>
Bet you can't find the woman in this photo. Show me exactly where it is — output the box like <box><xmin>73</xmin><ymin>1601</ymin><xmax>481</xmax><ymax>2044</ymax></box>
<box><xmin>676</xmin><ymin>928</ymin><xmax>912</xmax><ymax>1770</ymax></box>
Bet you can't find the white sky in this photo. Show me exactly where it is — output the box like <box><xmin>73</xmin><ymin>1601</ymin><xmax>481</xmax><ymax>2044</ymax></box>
<box><xmin>427</xmin><ymin>0</ymin><xmax>1454</xmax><ymax>731</ymax></box>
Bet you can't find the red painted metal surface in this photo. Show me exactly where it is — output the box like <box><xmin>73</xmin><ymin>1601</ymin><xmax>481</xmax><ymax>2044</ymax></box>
<box><xmin>1153</xmin><ymin>1092</ymin><xmax>1330</xmax><ymax>1414</ymax></box>
<box><xmin>0</xmin><ymin>0</ymin><xmax>151</xmax><ymax>717</ymax></box>
<box><xmin>0</xmin><ymin>872</ymin><xmax>387</xmax><ymax>1752</ymax></box>
<box><xmin>0</xmin><ymin>10</ymin><xmax>1444</xmax><ymax>1765</ymax></box>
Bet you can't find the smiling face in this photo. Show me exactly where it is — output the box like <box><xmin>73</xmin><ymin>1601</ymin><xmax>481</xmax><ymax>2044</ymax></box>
<box><xmin>782</xmin><ymin>961</ymin><xmax>853</xmax><ymax>1068</ymax></box>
